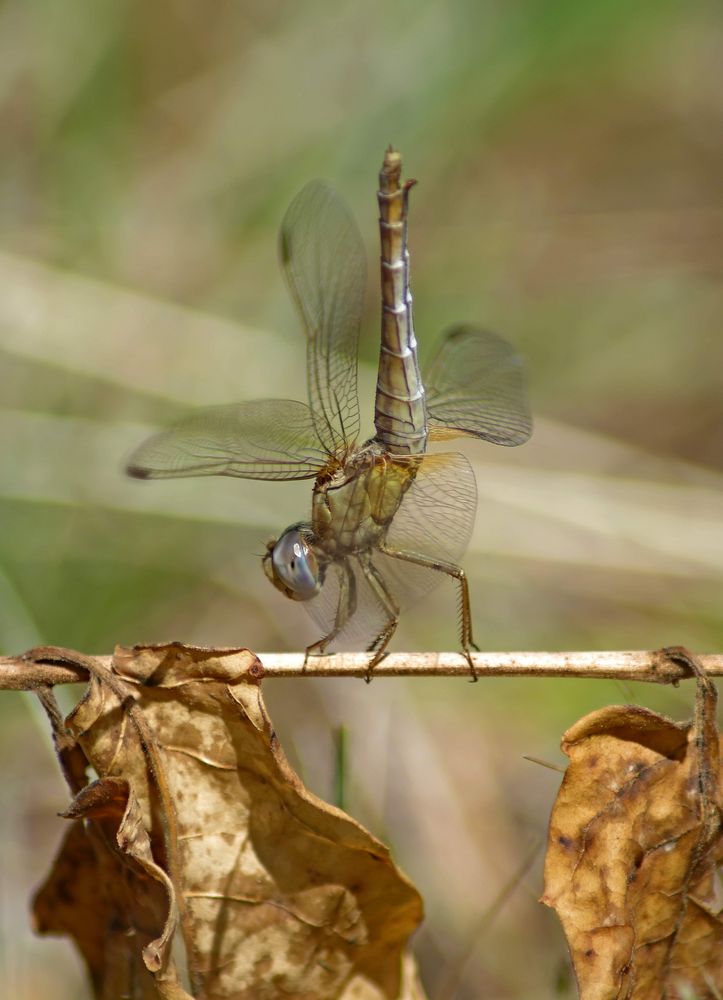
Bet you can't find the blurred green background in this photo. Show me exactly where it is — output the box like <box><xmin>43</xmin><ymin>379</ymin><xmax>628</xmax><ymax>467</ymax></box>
<box><xmin>1</xmin><ymin>0</ymin><xmax>721</xmax><ymax>996</ymax></box>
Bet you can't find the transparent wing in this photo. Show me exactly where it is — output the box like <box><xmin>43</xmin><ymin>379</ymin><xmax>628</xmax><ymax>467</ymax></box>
<box><xmin>305</xmin><ymin>558</ymin><xmax>378</xmax><ymax>652</ymax></box>
<box><xmin>424</xmin><ymin>326</ymin><xmax>532</xmax><ymax>446</ymax></box>
<box><xmin>378</xmin><ymin>450</ymin><xmax>477</xmax><ymax>608</ymax></box>
<box><xmin>304</xmin><ymin>453</ymin><xmax>477</xmax><ymax>651</ymax></box>
<box><xmin>126</xmin><ymin>399</ymin><xmax>329</xmax><ymax>481</ymax></box>
<box><xmin>280</xmin><ymin>181</ymin><xmax>365</xmax><ymax>454</ymax></box>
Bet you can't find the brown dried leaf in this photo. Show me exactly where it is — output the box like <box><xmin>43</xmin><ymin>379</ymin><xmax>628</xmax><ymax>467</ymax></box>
<box><xmin>34</xmin><ymin>777</ymin><xmax>189</xmax><ymax>998</ymax></box>
<box><xmin>542</xmin><ymin>668</ymin><xmax>722</xmax><ymax>1000</ymax></box>
<box><xmin>34</xmin><ymin>643</ymin><xmax>424</xmax><ymax>999</ymax></box>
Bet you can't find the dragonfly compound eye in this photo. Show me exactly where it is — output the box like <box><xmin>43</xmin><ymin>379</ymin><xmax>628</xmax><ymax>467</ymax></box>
<box><xmin>269</xmin><ymin>527</ymin><xmax>320</xmax><ymax>601</ymax></box>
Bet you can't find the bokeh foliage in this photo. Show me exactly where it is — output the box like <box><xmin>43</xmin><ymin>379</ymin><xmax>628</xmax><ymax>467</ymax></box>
<box><xmin>0</xmin><ymin>0</ymin><xmax>721</xmax><ymax>997</ymax></box>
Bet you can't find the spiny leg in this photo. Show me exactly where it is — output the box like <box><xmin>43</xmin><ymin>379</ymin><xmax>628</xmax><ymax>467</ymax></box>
<box><xmin>303</xmin><ymin>559</ymin><xmax>356</xmax><ymax>668</ymax></box>
<box><xmin>356</xmin><ymin>552</ymin><xmax>400</xmax><ymax>682</ymax></box>
<box><xmin>378</xmin><ymin>542</ymin><xmax>479</xmax><ymax>680</ymax></box>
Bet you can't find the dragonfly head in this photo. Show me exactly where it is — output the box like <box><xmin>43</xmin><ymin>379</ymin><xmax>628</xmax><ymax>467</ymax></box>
<box><xmin>263</xmin><ymin>524</ymin><xmax>322</xmax><ymax>601</ymax></box>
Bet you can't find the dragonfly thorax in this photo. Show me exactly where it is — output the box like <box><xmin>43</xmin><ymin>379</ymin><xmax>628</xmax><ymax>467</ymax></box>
<box><xmin>263</xmin><ymin>524</ymin><xmax>324</xmax><ymax>602</ymax></box>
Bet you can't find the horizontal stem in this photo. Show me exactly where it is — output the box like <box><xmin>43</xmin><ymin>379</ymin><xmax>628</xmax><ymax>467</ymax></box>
<box><xmin>1</xmin><ymin>648</ymin><xmax>722</xmax><ymax>689</ymax></box>
<box><xmin>256</xmin><ymin>650</ymin><xmax>723</xmax><ymax>680</ymax></box>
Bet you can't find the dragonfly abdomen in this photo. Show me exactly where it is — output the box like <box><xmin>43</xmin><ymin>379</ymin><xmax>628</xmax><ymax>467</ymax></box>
<box><xmin>374</xmin><ymin>148</ymin><xmax>428</xmax><ymax>456</ymax></box>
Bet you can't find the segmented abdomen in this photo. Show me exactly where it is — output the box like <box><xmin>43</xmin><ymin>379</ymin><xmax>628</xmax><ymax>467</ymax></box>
<box><xmin>373</xmin><ymin>148</ymin><xmax>428</xmax><ymax>456</ymax></box>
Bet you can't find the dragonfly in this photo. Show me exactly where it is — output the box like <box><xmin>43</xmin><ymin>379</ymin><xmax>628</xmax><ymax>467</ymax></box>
<box><xmin>127</xmin><ymin>148</ymin><xmax>532</xmax><ymax>674</ymax></box>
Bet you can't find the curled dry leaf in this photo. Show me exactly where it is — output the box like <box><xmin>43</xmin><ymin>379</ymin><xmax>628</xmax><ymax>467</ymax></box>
<box><xmin>34</xmin><ymin>778</ymin><xmax>189</xmax><ymax>999</ymax></box>
<box><xmin>31</xmin><ymin>643</ymin><xmax>425</xmax><ymax>1000</ymax></box>
<box><xmin>542</xmin><ymin>666</ymin><xmax>722</xmax><ymax>1000</ymax></box>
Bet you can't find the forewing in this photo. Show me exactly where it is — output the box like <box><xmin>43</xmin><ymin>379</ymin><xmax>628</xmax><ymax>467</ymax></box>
<box><xmin>280</xmin><ymin>181</ymin><xmax>365</xmax><ymax>453</ymax></box>
<box><xmin>425</xmin><ymin>326</ymin><xmax>532</xmax><ymax>446</ymax></box>
<box><xmin>303</xmin><ymin>453</ymin><xmax>477</xmax><ymax>651</ymax></box>
<box><xmin>126</xmin><ymin>399</ymin><xmax>328</xmax><ymax>481</ymax></box>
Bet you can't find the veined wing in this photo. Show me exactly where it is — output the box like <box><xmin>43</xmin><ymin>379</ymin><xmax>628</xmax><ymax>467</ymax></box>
<box><xmin>280</xmin><ymin>181</ymin><xmax>365</xmax><ymax>455</ymax></box>
<box><xmin>126</xmin><ymin>399</ymin><xmax>329</xmax><ymax>481</ymax></box>
<box><xmin>424</xmin><ymin>326</ymin><xmax>532</xmax><ymax>446</ymax></box>
<box><xmin>379</xmin><ymin>451</ymin><xmax>477</xmax><ymax>607</ymax></box>
<box><xmin>303</xmin><ymin>453</ymin><xmax>476</xmax><ymax>651</ymax></box>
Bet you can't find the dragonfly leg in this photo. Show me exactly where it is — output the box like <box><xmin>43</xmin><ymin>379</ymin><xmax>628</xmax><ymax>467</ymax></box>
<box><xmin>378</xmin><ymin>543</ymin><xmax>478</xmax><ymax>681</ymax></box>
<box><xmin>303</xmin><ymin>559</ymin><xmax>357</xmax><ymax>667</ymax></box>
<box><xmin>356</xmin><ymin>553</ymin><xmax>400</xmax><ymax>683</ymax></box>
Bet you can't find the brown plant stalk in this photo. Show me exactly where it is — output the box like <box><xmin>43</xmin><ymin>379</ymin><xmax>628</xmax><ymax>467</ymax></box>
<box><xmin>1</xmin><ymin>646</ymin><xmax>722</xmax><ymax>688</ymax></box>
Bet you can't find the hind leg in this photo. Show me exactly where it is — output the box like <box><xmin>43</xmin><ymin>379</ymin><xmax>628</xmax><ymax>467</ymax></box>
<box><xmin>378</xmin><ymin>542</ymin><xmax>478</xmax><ymax>680</ymax></box>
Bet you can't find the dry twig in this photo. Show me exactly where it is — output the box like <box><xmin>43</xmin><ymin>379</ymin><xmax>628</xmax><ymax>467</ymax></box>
<box><xmin>1</xmin><ymin>646</ymin><xmax>722</xmax><ymax>688</ymax></box>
